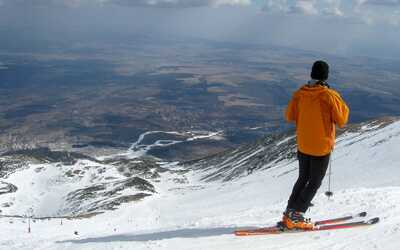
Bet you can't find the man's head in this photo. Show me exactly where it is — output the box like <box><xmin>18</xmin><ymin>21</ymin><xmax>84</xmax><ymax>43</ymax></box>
<box><xmin>311</xmin><ymin>61</ymin><xmax>329</xmax><ymax>81</ymax></box>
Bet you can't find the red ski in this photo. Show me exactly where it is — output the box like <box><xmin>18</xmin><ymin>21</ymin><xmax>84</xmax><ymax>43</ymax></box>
<box><xmin>235</xmin><ymin>212</ymin><xmax>378</xmax><ymax>236</ymax></box>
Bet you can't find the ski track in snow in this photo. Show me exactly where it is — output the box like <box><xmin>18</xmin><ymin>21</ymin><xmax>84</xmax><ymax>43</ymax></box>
<box><xmin>0</xmin><ymin>121</ymin><xmax>400</xmax><ymax>249</ymax></box>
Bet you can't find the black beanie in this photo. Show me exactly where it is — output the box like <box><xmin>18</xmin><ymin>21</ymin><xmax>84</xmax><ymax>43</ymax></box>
<box><xmin>311</xmin><ymin>61</ymin><xmax>329</xmax><ymax>81</ymax></box>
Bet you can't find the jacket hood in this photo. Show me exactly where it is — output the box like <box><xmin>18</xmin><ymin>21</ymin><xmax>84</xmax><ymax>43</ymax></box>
<box><xmin>298</xmin><ymin>84</ymin><xmax>328</xmax><ymax>97</ymax></box>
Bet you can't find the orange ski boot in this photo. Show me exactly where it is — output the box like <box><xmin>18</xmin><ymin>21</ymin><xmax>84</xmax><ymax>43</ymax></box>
<box><xmin>282</xmin><ymin>209</ymin><xmax>314</xmax><ymax>230</ymax></box>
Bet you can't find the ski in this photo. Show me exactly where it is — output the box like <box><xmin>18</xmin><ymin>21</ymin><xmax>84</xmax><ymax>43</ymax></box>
<box><xmin>315</xmin><ymin>211</ymin><xmax>367</xmax><ymax>226</ymax></box>
<box><xmin>234</xmin><ymin>212</ymin><xmax>376</xmax><ymax>236</ymax></box>
<box><xmin>314</xmin><ymin>217</ymin><xmax>379</xmax><ymax>231</ymax></box>
<box><xmin>235</xmin><ymin>217</ymin><xmax>379</xmax><ymax>236</ymax></box>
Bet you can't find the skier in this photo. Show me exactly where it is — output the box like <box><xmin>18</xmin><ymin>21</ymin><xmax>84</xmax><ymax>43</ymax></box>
<box><xmin>282</xmin><ymin>60</ymin><xmax>349</xmax><ymax>230</ymax></box>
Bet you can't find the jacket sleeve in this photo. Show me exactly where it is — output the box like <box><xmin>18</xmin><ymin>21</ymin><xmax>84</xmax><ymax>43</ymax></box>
<box><xmin>285</xmin><ymin>93</ymin><xmax>298</xmax><ymax>123</ymax></box>
<box><xmin>329</xmin><ymin>90</ymin><xmax>349</xmax><ymax>128</ymax></box>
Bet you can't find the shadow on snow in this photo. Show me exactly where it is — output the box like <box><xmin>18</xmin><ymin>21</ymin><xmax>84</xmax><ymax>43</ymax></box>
<box><xmin>58</xmin><ymin>226</ymin><xmax>256</xmax><ymax>244</ymax></box>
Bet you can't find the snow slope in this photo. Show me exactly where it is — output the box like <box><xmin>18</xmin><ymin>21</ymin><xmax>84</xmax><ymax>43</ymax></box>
<box><xmin>1</xmin><ymin>118</ymin><xmax>400</xmax><ymax>250</ymax></box>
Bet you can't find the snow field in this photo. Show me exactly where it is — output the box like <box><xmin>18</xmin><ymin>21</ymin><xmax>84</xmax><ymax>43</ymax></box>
<box><xmin>0</xmin><ymin>120</ymin><xmax>399</xmax><ymax>249</ymax></box>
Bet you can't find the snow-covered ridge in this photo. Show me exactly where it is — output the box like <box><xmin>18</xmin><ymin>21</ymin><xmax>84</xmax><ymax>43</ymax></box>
<box><xmin>0</xmin><ymin>129</ymin><xmax>223</xmax><ymax>218</ymax></box>
<box><xmin>186</xmin><ymin>117</ymin><xmax>400</xmax><ymax>183</ymax></box>
<box><xmin>0</xmin><ymin>149</ymin><xmax>184</xmax><ymax>217</ymax></box>
<box><xmin>1</xmin><ymin>117</ymin><xmax>400</xmax><ymax>250</ymax></box>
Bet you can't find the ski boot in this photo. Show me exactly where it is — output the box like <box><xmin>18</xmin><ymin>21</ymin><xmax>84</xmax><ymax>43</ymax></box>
<box><xmin>281</xmin><ymin>209</ymin><xmax>314</xmax><ymax>230</ymax></box>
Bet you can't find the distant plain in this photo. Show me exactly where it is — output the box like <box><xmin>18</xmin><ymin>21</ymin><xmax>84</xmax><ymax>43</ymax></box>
<box><xmin>1</xmin><ymin>39</ymin><xmax>399</xmax><ymax>159</ymax></box>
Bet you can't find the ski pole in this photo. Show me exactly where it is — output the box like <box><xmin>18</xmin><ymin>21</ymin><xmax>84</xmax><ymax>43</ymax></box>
<box><xmin>325</xmin><ymin>150</ymin><xmax>334</xmax><ymax>198</ymax></box>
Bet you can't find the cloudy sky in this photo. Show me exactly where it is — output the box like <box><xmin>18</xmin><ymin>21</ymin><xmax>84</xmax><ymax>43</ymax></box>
<box><xmin>0</xmin><ymin>0</ymin><xmax>400</xmax><ymax>58</ymax></box>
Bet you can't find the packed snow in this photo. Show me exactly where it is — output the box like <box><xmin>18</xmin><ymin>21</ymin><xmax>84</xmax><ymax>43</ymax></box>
<box><xmin>1</xmin><ymin>120</ymin><xmax>400</xmax><ymax>250</ymax></box>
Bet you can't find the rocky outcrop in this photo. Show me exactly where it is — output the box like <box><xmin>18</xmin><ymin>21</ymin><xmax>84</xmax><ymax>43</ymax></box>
<box><xmin>63</xmin><ymin>176</ymin><xmax>156</xmax><ymax>214</ymax></box>
<box><xmin>103</xmin><ymin>156</ymin><xmax>168</xmax><ymax>179</ymax></box>
<box><xmin>0</xmin><ymin>181</ymin><xmax>17</xmax><ymax>195</ymax></box>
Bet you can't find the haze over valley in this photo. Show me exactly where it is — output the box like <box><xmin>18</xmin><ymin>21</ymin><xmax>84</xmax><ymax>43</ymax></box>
<box><xmin>1</xmin><ymin>38</ymin><xmax>400</xmax><ymax>160</ymax></box>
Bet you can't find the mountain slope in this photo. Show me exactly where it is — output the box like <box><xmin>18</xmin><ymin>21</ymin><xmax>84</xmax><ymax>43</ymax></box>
<box><xmin>186</xmin><ymin>117</ymin><xmax>398</xmax><ymax>184</ymax></box>
<box><xmin>0</xmin><ymin>150</ymin><xmax>184</xmax><ymax>217</ymax></box>
<box><xmin>0</xmin><ymin>117</ymin><xmax>399</xmax><ymax>250</ymax></box>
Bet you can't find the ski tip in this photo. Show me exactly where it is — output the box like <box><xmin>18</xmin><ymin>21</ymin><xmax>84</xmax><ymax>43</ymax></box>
<box><xmin>367</xmin><ymin>217</ymin><xmax>380</xmax><ymax>225</ymax></box>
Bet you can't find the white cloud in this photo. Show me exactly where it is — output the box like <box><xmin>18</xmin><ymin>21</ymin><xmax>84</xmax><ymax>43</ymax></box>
<box><xmin>213</xmin><ymin>0</ymin><xmax>251</xmax><ymax>7</ymax></box>
<box><xmin>263</xmin><ymin>0</ymin><xmax>342</xmax><ymax>16</ymax></box>
<box><xmin>262</xmin><ymin>0</ymin><xmax>400</xmax><ymax>25</ymax></box>
<box><xmin>296</xmin><ymin>1</ymin><xmax>318</xmax><ymax>15</ymax></box>
<box><xmin>364</xmin><ymin>0</ymin><xmax>400</xmax><ymax>6</ymax></box>
<box><xmin>113</xmin><ymin>0</ymin><xmax>251</xmax><ymax>7</ymax></box>
<box><xmin>1</xmin><ymin>0</ymin><xmax>397</xmax><ymax>26</ymax></box>
<box><xmin>0</xmin><ymin>0</ymin><xmax>250</xmax><ymax>8</ymax></box>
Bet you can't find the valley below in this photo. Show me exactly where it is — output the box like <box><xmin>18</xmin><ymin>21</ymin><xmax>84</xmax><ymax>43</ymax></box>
<box><xmin>1</xmin><ymin>40</ymin><xmax>400</xmax><ymax>161</ymax></box>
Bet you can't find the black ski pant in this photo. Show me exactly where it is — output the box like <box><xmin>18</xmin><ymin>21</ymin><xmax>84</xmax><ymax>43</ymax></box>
<box><xmin>287</xmin><ymin>151</ymin><xmax>330</xmax><ymax>213</ymax></box>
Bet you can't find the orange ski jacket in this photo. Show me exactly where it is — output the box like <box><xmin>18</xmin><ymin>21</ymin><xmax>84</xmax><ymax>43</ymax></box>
<box><xmin>285</xmin><ymin>84</ymin><xmax>349</xmax><ymax>156</ymax></box>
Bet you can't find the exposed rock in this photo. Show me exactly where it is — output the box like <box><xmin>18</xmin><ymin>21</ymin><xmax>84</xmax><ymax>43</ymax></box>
<box><xmin>0</xmin><ymin>181</ymin><xmax>18</xmax><ymax>195</ymax></box>
<box><xmin>0</xmin><ymin>157</ymin><xmax>29</xmax><ymax>178</ymax></box>
<box><xmin>66</xmin><ymin>184</ymin><xmax>107</xmax><ymax>202</ymax></box>
<box><xmin>34</xmin><ymin>167</ymin><xmax>45</xmax><ymax>173</ymax></box>
<box><xmin>1</xmin><ymin>202</ymin><xmax>13</xmax><ymax>208</ymax></box>
<box><xmin>63</xmin><ymin>176</ymin><xmax>155</xmax><ymax>215</ymax></box>
<box><xmin>1</xmin><ymin>147</ymin><xmax>99</xmax><ymax>165</ymax></box>
<box><xmin>94</xmin><ymin>193</ymin><xmax>152</xmax><ymax>211</ymax></box>
<box><xmin>104</xmin><ymin>156</ymin><xmax>168</xmax><ymax>179</ymax></box>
